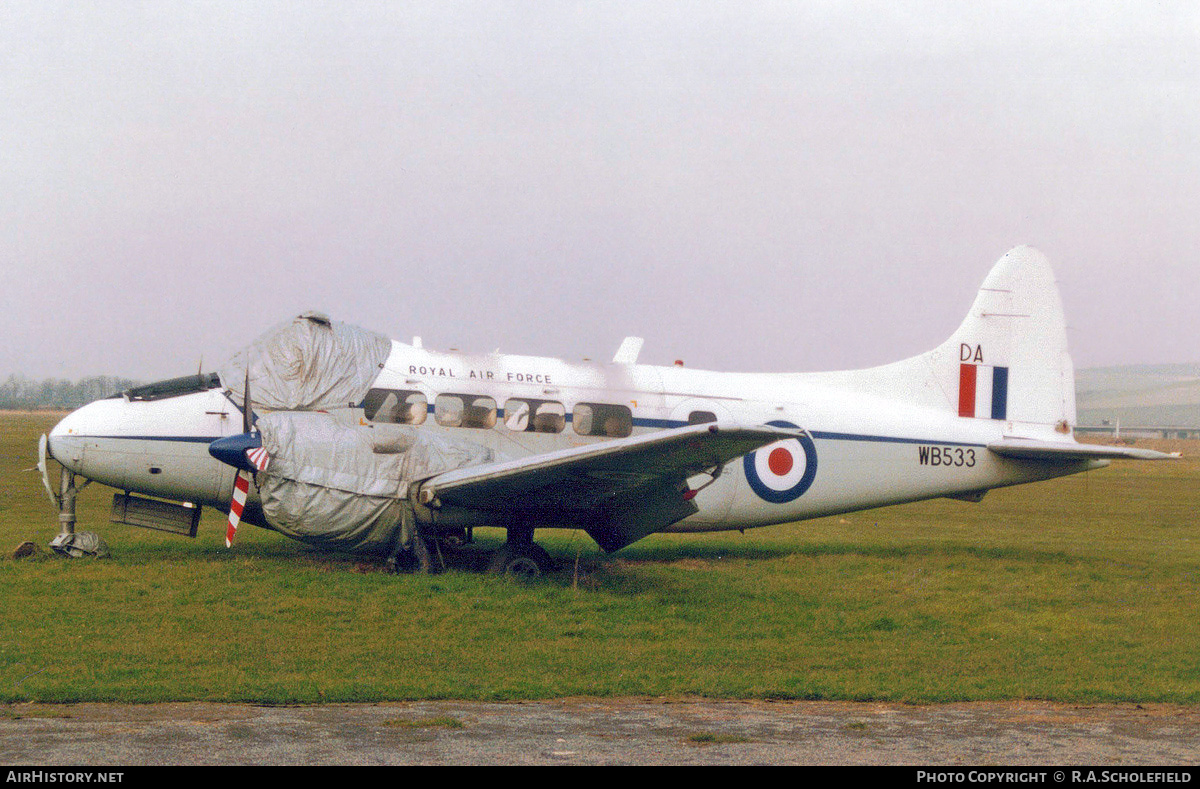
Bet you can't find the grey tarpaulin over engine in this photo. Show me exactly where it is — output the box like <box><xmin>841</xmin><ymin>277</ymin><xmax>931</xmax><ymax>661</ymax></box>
<box><xmin>218</xmin><ymin>311</ymin><xmax>393</xmax><ymax>411</ymax></box>
<box><xmin>254</xmin><ymin>412</ymin><xmax>495</xmax><ymax>553</ymax></box>
<box><xmin>218</xmin><ymin>312</ymin><xmax>496</xmax><ymax>553</ymax></box>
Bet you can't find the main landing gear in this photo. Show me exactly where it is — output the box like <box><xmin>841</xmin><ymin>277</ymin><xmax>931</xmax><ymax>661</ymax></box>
<box><xmin>486</xmin><ymin>524</ymin><xmax>555</xmax><ymax>579</ymax></box>
<box><xmin>487</xmin><ymin>541</ymin><xmax>554</xmax><ymax>579</ymax></box>
<box><xmin>386</xmin><ymin>531</ymin><xmax>554</xmax><ymax>578</ymax></box>
<box><xmin>390</xmin><ymin>506</ymin><xmax>555</xmax><ymax>577</ymax></box>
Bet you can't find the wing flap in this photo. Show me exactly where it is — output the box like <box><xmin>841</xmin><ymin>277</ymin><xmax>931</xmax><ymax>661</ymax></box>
<box><xmin>987</xmin><ymin>439</ymin><xmax>1180</xmax><ymax>462</ymax></box>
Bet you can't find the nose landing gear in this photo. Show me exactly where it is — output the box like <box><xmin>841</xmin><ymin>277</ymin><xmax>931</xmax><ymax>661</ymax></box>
<box><xmin>40</xmin><ymin>442</ymin><xmax>108</xmax><ymax>559</ymax></box>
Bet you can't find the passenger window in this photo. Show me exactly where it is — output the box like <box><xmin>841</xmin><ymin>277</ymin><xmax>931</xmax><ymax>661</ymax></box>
<box><xmin>687</xmin><ymin>410</ymin><xmax>717</xmax><ymax>425</ymax></box>
<box><xmin>572</xmin><ymin>402</ymin><xmax>633</xmax><ymax>438</ymax></box>
<box><xmin>363</xmin><ymin>388</ymin><xmax>427</xmax><ymax>425</ymax></box>
<box><xmin>436</xmin><ymin>394</ymin><xmax>496</xmax><ymax>429</ymax></box>
<box><xmin>503</xmin><ymin>399</ymin><xmax>565</xmax><ymax>433</ymax></box>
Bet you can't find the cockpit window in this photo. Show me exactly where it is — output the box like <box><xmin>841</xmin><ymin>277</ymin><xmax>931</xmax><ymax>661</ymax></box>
<box><xmin>572</xmin><ymin>403</ymin><xmax>633</xmax><ymax>438</ymax></box>
<box><xmin>363</xmin><ymin>388</ymin><xmax>427</xmax><ymax>425</ymax></box>
<box><xmin>120</xmin><ymin>372</ymin><xmax>222</xmax><ymax>401</ymax></box>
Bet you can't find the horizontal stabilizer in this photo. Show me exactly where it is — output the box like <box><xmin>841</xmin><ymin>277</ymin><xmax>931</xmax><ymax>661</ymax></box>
<box><xmin>988</xmin><ymin>439</ymin><xmax>1180</xmax><ymax>462</ymax></box>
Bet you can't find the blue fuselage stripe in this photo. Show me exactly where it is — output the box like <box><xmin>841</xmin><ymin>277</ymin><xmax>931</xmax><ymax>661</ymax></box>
<box><xmin>74</xmin><ymin>435</ymin><xmax>221</xmax><ymax>443</ymax></box>
<box><xmin>73</xmin><ymin>427</ymin><xmax>986</xmax><ymax>450</ymax></box>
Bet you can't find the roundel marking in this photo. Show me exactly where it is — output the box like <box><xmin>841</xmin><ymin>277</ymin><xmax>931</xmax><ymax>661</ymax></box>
<box><xmin>744</xmin><ymin>420</ymin><xmax>818</xmax><ymax>503</ymax></box>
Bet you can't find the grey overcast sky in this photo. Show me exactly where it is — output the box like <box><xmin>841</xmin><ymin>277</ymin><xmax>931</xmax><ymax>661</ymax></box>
<box><xmin>2</xmin><ymin>1</ymin><xmax>1197</xmax><ymax>381</ymax></box>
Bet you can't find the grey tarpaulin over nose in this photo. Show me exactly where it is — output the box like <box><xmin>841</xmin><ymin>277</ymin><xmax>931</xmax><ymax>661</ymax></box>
<box><xmin>219</xmin><ymin>311</ymin><xmax>393</xmax><ymax>411</ymax></box>
<box><xmin>254</xmin><ymin>411</ymin><xmax>495</xmax><ymax>553</ymax></box>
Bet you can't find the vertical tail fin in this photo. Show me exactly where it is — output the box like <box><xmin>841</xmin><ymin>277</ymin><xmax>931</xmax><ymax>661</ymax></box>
<box><xmin>822</xmin><ymin>247</ymin><xmax>1076</xmax><ymax>436</ymax></box>
<box><xmin>936</xmin><ymin>246</ymin><xmax>1075</xmax><ymax>432</ymax></box>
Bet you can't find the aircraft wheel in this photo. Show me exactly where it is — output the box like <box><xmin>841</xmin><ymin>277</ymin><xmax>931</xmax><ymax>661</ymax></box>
<box><xmin>488</xmin><ymin>542</ymin><xmax>554</xmax><ymax>578</ymax></box>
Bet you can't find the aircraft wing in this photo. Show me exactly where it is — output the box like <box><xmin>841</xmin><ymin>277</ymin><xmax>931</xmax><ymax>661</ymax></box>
<box><xmin>987</xmin><ymin>438</ymin><xmax>1180</xmax><ymax>462</ymax></box>
<box><xmin>416</xmin><ymin>422</ymin><xmax>802</xmax><ymax>552</ymax></box>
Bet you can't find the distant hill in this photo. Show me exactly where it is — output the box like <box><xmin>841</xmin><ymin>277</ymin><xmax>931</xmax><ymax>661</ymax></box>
<box><xmin>1076</xmin><ymin>364</ymin><xmax>1200</xmax><ymax>429</ymax></box>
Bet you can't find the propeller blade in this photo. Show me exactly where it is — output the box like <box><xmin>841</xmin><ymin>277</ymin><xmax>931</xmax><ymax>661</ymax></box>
<box><xmin>225</xmin><ymin>469</ymin><xmax>252</xmax><ymax>548</ymax></box>
<box><xmin>242</xmin><ymin>368</ymin><xmax>252</xmax><ymax>434</ymax></box>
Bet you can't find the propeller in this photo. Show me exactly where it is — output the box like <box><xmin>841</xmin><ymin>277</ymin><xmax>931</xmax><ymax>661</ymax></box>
<box><xmin>225</xmin><ymin>370</ymin><xmax>254</xmax><ymax>548</ymax></box>
<box><xmin>208</xmin><ymin>368</ymin><xmax>269</xmax><ymax>548</ymax></box>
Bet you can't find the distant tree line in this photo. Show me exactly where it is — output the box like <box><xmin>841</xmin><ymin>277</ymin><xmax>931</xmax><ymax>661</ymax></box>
<box><xmin>0</xmin><ymin>374</ymin><xmax>142</xmax><ymax>410</ymax></box>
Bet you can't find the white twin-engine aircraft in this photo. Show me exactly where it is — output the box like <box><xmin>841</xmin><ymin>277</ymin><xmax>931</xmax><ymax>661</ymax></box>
<box><xmin>39</xmin><ymin>247</ymin><xmax>1174</xmax><ymax>575</ymax></box>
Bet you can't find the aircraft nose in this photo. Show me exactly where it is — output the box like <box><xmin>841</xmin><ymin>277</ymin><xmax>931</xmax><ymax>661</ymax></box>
<box><xmin>46</xmin><ymin>400</ymin><xmax>106</xmax><ymax>473</ymax></box>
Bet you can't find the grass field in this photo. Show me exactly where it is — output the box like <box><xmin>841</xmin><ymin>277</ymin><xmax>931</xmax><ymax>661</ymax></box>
<box><xmin>2</xmin><ymin>412</ymin><xmax>1197</xmax><ymax>704</ymax></box>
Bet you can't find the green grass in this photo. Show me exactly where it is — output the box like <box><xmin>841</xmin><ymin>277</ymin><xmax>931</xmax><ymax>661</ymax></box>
<box><xmin>1</xmin><ymin>412</ymin><xmax>1198</xmax><ymax>704</ymax></box>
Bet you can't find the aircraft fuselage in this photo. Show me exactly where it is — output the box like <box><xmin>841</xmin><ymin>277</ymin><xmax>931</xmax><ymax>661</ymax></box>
<box><xmin>47</xmin><ymin>340</ymin><xmax>1095</xmax><ymax>540</ymax></box>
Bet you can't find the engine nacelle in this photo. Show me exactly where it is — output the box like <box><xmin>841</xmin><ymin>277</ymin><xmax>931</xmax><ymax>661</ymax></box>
<box><xmin>254</xmin><ymin>411</ymin><xmax>494</xmax><ymax>553</ymax></box>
